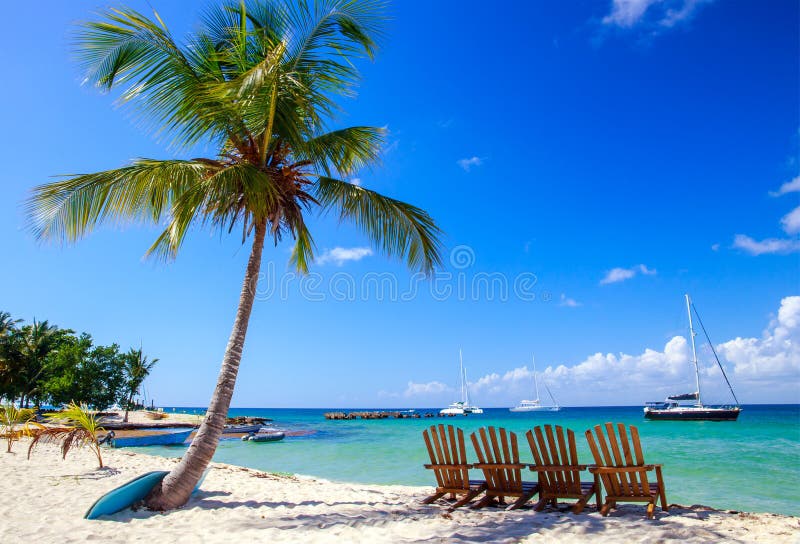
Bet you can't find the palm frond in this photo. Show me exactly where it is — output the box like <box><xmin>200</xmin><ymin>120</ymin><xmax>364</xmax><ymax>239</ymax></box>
<box><xmin>298</xmin><ymin>126</ymin><xmax>385</xmax><ymax>176</ymax></box>
<box><xmin>28</xmin><ymin>403</ymin><xmax>105</xmax><ymax>467</ymax></box>
<box><xmin>315</xmin><ymin>177</ymin><xmax>443</xmax><ymax>274</ymax></box>
<box><xmin>26</xmin><ymin>159</ymin><xmax>209</xmax><ymax>245</ymax></box>
<box><xmin>289</xmin><ymin>221</ymin><xmax>316</xmax><ymax>274</ymax></box>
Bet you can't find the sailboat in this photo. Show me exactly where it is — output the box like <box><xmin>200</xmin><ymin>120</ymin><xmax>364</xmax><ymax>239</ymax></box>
<box><xmin>643</xmin><ymin>294</ymin><xmax>741</xmax><ymax>421</ymax></box>
<box><xmin>439</xmin><ymin>350</ymin><xmax>483</xmax><ymax>415</ymax></box>
<box><xmin>510</xmin><ymin>356</ymin><xmax>560</xmax><ymax>412</ymax></box>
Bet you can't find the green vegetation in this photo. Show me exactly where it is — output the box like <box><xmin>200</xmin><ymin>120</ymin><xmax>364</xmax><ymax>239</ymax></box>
<box><xmin>0</xmin><ymin>312</ymin><xmax>157</xmax><ymax>410</ymax></box>
<box><xmin>0</xmin><ymin>404</ymin><xmax>40</xmax><ymax>453</ymax></box>
<box><xmin>28</xmin><ymin>403</ymin><xmax>106</xmax><ymax>468</ymax></box>
<box><xmin>26</xmin><ymin>0</ymin><xmax>442</xmax><ymax>510</ymax></box>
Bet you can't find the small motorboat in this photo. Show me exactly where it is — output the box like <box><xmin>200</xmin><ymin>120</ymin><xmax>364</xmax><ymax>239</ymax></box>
<box><xmin>222</xmin><ymin>424</ymin><xmax>264</xmax><ymax>434</ymax></box>
<box><xmin>241</xmin><ymin>428</ymin><xmax>285</xmax><ymax>443</ymax></box>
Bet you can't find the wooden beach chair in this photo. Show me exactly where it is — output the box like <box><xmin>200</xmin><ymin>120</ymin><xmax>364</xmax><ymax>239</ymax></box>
<box><xmin>585</xmin><ymin>423</ymin><xmax>668</xmax><ymax>519</ymax></box>
<box><xmin>422</xmin><ymin>425</ymin><xmax>487</xmax><ymax>510</ymax></box>
<box><xmin>525</xmin><ymin>425</ymin><xmax>597</xmax><ymax>513</ymax></box>
<box><xmin>470</xmin><ymin>427</ymin><xmax>540</xmax><ymax>510</ymax></box>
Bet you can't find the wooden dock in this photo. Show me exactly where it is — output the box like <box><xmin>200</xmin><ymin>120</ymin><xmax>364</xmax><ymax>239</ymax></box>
<box><xmin>324</xmin><ymin>411</ymin><xmax>438</xmax><ymax>420</ymax></box>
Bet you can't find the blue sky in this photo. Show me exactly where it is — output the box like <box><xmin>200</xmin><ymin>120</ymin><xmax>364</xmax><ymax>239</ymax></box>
<box><xmin>1</xmin><ymin>0</ymin><xmax>798</xmax><ymax>407</ymax></box>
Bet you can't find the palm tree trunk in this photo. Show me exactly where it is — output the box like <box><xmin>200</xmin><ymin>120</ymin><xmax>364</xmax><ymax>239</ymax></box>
<box><xmin>145</xmin><ymin>218</ymin><xmax>268</xmax><ymax>510</ymax></box>
<box><xmin>123</xmin><ymin>391</ymin><xmax>133</xmax><ymax>423</ymax></box>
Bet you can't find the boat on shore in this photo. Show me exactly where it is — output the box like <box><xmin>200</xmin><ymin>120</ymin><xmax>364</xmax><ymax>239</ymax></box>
<box><xmin>102</xmin><ymin>429</ymin><xmax>193</xmax><ymax>448</ymax></box>
<box><xmin>440</xmin><ymin>350</ymin><xmax>483</xmax><ymax>415</ymax></box>
<box><xmin>510</xmin><ymin>356</ymin><xmax>560</xmax><ymax>412</ymax></box>
<box><xmin>643</xmin><ymin>294</ymin><xmax>741</xmax><ymax>422</ymax></box>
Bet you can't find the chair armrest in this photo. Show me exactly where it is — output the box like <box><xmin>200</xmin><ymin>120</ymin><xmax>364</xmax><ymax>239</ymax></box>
<box><xmin>473</xmin><ymin>463</ymin><xmax>528</xmax><ymax>470</ymax></box>
<box><xmin>424</xmin><ymin>463</ymin><xmax>472</xmax><ymax>470</ymax></box>
<box><xmin>529</xmin><ymin>465</ymin><xmax>589</xmax><ymax>472</ymax></box>
<box><xmin>589</xmin><ymin>465</ymin><xmax>655</xmax><ymax>474</ymax></box>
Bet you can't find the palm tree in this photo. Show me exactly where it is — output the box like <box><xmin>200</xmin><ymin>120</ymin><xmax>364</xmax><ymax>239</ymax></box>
<box><xmin>122</xmin><ymin>348</ymin><xmax>158</xmax><ymax>422</ymax></box>
<box><xmin>17</xmin><ymin>320</ymin><xmax>64</xmax><ymax>408</ymax></box>
<box><xmin>26</xmin><ymin>1</ymin><xmax>442</xmax><ymax>510</ymax></box>
<box><xmin>28</xmin><ymin>402</ymin><xmax>106</xmax><ymax>468</ymax></box>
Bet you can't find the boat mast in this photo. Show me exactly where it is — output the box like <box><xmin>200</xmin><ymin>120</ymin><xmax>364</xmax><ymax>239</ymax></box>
<box><xmin>532</xmin><ymin>356</ymin><xmax>540</xmax><ymax>402</ymax></box>
<box><xmin>686</xmin><ymin>294</ymin><xmax>703</xmax><ymax>407</ymax></box>
<box><xmin>459</xmin><ymin>349</ymin><xmax>466</xmax><ymax>404</ymax></box>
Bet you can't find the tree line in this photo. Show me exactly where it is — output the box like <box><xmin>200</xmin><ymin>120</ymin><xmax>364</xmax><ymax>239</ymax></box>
<box><xmin>0</xmin><ymin>312</ymin><xmax>157</xmax><ymax>412</ymax></box>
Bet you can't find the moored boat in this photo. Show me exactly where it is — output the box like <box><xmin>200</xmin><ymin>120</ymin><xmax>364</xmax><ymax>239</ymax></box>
<box><xmin>103</xmin><ymin>429</ymin><xmax>193</xmax><ymax>448</ymax></box>
<box><xmin>643</xmin><ymin>295</ymin><xmax>741</xmax><ymax>422</ymax></box>
<box><xmin>242</xmin><ymin>428</ymin><xmax>286</xmax><ymax>442</ymax></box>
<box><xmin>222</xmin><ymin>424</ymin><xmax>264</xmax><ymax>434</ymax></box>
<box><xmin>509</xmin><ymin>356</ymin><xmax>560</xmax><ymax>412</ymax></box>
<box><xmin>439</xmin><ymin>350</ymin><xmax>483</xmax><ymax>415</ymax></box>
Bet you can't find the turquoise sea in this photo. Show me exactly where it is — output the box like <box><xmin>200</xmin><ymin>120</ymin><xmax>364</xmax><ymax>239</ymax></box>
<box><xmin>133</xmin><ymin>405</ymin><xmax>800</xmax><ymax>516</ymax></box>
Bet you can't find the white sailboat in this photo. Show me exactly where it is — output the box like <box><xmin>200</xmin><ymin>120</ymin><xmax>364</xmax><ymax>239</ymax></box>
<box><xmin>643</xmin><ymin>294</ymin><xmax>741</xmax><ymax>421</ymax></box>
<box><xmin>510</xmin><ymin>356</ymin><xmax>560</xmax><ymax>412</ymax></box>
<box><xmin>440</xmin><ymin>350</ymin><xmax>483</xmax><ymax>415</ymax></box>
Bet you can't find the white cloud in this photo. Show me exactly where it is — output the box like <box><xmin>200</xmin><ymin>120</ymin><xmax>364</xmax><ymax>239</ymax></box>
<box><xmin>350</xmin><ymin>178</ymin><xmax>362</xmax><ymax>186</ymax></box>
<box><xmin>602</xmin><ymin>0</ymin><xmax>709</xmax><ymax>29</ymax></box>
<box><xmin>780</xmin><ymin>206</ymin><xmax>800</xmax><ymax>235</ymax></box>
<box><xmin>457</xmin><ymin>156</ymin><xmax>483</xmax><ymax>172</ymax></box>
<box><xmin>732</xmin><ymin>234</ymin><xmax>800</xmax><ymax>256</ymax></box>
<box><xmin>769</xmin><ymin>176</ymin><xmax>800</xmax><ymax>197</ymax></box>
<box><xmin>470</xmin><ymin>296</ymin><xmax>799</xmax><ymax>405</ymax></box>
<box><xmin>403</xmin><ymin>381</ymin><xmax>450</xmax><ymax>397</ymax></box>
<box><xmin>711</xmin><ymin>243</ymin><xmax>720</xmax><ymax>252</ymax></box>
<box><xmin>316</xmin><ymin>247</ymin><xmax>373</xmax><ymax>266</ymax></box>
<box><xmin>603</xmin><ymin>0</ymin><xmax>660</xmax><ymax>27</ymax></box>
<box><xmin>716</xmin><ymin>296</ymin><xmax>800</xmax><ymax>384</ymax></box>
<box><xmin>560</xmin><ymin>293</ymin><xmax>581</xmax><ymax>307</ymax></box>
<box><xmin>600</xmin><ymin>264</ymin><xmax>657</xmax><ymax>285</ymax></box>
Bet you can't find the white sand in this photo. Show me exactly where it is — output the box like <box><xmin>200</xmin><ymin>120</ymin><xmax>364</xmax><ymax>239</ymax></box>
<box><xmin>2</xmin><ymin>440</ymin><xmax>797</xmax><ymax>543</ymax></box>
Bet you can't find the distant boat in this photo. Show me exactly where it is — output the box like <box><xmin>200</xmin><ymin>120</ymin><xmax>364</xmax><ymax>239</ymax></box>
<box><xmin>643</xmin><ymin>294</ymin><xmax>741</xmax><ymax>421</ymax></box>
<box><xmin>440</xmin><ymin>350</ymin><xmax>483</xmax><ymax>415</ymax></box>
<box><xmin>105</xmin><ymin>429</ymin><xmax>193</xmax><ymax>448</ymax></box>
<box><xmin>510</xmin><ymin>356</ymin><xmax>560</xmax><ymax>412</ymax></box>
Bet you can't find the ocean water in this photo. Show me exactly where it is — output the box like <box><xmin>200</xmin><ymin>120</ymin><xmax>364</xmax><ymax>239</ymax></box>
<box><xmin>131</xmin><ymin>405</ymin><xmax>800</xmax><ymax>516</ymax></box>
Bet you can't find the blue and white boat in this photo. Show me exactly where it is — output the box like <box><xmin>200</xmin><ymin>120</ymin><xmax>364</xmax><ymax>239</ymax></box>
<box><xmin>105</xmin><ymin>429</ymin><xmax>193</xmax><ymax>448</ymax></box>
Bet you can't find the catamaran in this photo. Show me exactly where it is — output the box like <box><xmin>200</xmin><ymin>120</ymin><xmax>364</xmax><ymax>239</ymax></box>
<box><xmin>510</xmin><ymin>356</ymin><xmax>560</xmax><ymax>412</ymax></box>
<box><xmin>440</xmin><ymin>350</ymin><xmax>483</xmax><ymax>415</ymax></box>
<box><xmin>643</xmin><ymin>294</ymin><xmax>741</xmax><ymax>421</ymax></box>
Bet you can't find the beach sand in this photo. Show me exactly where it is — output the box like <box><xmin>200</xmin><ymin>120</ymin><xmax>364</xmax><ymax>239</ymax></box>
<box><xmin>2</xmin><ymin>439</ymin><xmax>797</xmax><ymax>543</ymax></box>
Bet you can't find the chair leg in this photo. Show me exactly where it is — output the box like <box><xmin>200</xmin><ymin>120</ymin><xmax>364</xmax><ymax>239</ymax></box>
<box><xmin>506</xmin><ymin>491</ymin><xmax>535</xmax><ymax>511</ymax></box>
<box><xmin>572</xmin><ymin>496</ymin><xmax>588</xmax><ymax>514</ymax></box>
<box><xmin>533</xmin><ymin>496</ymin><xmax>548</xmax><ymax>511</ymax></box>
<box><xmin>599</xmin><ymin>499</ymin><xmax>613</xmax><ymax>517</ymax></box>
<box><xmin>448</xmin><ymin>489</ymin><xmax>482</xmax><ymax>511</ymax></box>
<box><xmin>422</xmin><ymin>492</ymin><xmax>445</xmax><ymax>505</ymax></box>
<box><xmin>470</xmin><ymin>495</ymin><xmax>495</xmax><ymax>510</ymax></box>
<box><xmin>659</xmin><ymin>486</ymin><xmax>668</xmax><ymax>512</ymax></box>
<box><xmin>593</xmin><ymin>476</ymin><xmax>602</xmax><ymax>510</ymax></box>
<box><xmin>646</xmin><ymin>502</ymin><xmax>655</xmax><ymax>519</ymax></box>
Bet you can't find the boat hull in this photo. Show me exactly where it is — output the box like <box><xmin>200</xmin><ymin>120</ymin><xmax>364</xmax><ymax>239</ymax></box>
<box><xmin>110</xmin><ymin>429</ymin><xmax>193</xmax><ymax>447</ymax></box>
<box><xmin>509</xmin><ymin>406</ymin><xmax>560</xmax><ymax>412</ymax></box>
<box><xmin>644</xmin><ymin>408</ymin><xmax>741</xmax><ymax>421</ymax></box>
<box><xmin>222</xmin><ymin>424</ymin><xmax>263</xmax><ymax>434</ymax></box>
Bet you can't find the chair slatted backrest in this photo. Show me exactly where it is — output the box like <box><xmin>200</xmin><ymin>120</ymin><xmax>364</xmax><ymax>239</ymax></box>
<box><xmin>586</xmin><ymin>423</ymin><xmax>650</xmax><ymax>498</ymax></box>
<box><xmin>423</xmin><ymin>425</ymin><xmax>470</xmax><ymax>491</ymax></box>
<box><xmin>471</xmin><ymin>427</ymin><xmax>523</xmax><ymax>494</ymax></box>
<box><xmin>526</xmin><ymin>425</ymin><xmax>582</xmax><ymax>495</ymax></box>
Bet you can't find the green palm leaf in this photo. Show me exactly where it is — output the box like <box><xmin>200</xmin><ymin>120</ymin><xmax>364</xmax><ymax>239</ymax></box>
<box><xmin>315</xmin><ymin>176</ymin><xmax>443</xmax><ymax>274</ymax></box>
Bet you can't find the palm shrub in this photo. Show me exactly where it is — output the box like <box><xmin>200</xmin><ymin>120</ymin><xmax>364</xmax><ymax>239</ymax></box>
<box><xmin>28</xmin><ymin>403</ymin><xmax>106</xmax><ymax>468</ymax></box>
<box><xmin>0</xmin><ymin>404</ymin><xmax>39</xmax><ymax>453</ymax></box>
<box><xmin>26</xmin><ymin>0</ymin><xmax>442</xmax><ymax>510</ymax></box>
